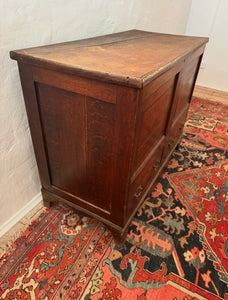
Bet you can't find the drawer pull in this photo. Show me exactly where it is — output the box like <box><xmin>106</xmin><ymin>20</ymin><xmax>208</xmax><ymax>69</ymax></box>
<box><xmin>134</xmin><ymin>186</ymin><xmax>143</xmax><ymax>198</ymax></box>
<box><xmin>153</xmin><ymin>159</ymin><xmax>160</xmax><ymax>170</ymax></box>
<box><xmin>168</xmin><ymin>141</ymin><xmax>173</xmax><ymax>148</ymax></box>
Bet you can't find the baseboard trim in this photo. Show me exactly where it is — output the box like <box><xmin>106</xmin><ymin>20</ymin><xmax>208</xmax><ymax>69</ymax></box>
<box><xmin>0</xmin><ymin>192</ymin><xmax>42</xmax><ymax>237</ymax></box>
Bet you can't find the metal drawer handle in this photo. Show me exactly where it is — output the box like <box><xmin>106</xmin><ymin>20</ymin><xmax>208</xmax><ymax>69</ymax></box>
<box><xmin>168</xmin><ymin>141</ymin><xmax>174</xmax><ymax>148</ymax></box>
<box><xmin>134</xmin><ymin>186</ymin><xmax>143</xmax><ymax>198</ymax></box>
<box><xmin>153</xmin><ymin>159</ymin><xmax>160</xmax><ymax>170</ymax></box>
<box><xmin>168</xmin><ymin>141</ymin><xmax>173</xmax><ymax>148</ymax></box>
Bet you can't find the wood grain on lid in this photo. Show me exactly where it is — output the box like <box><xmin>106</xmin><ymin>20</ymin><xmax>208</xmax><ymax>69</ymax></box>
<box><xmin>10</xmin><ymin>30</ymin><xmax>208</xmax><ymax>88</ymax></box>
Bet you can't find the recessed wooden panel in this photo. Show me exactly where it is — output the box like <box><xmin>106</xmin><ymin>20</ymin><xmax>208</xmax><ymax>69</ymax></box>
<box><xmin>171</xmin><ymin>56</ymin><xmax>200</xmax><ymax>124</ymax></box>
<box><xmin>36</xmin><ymin>83</ymin><xmax>86</xmax><ymax>194</ymax></box>
<box><xmin>162</xmin><ymin>105</ymin><xmax>189</xmax><ymax>162</ymax></box>
<box><xmin>135</xmin><ymin>80</ymin><xmax>175</xmax><ymax>168</ymax></box>
<box><xmin>36</xmin><ymin>84</ymin><xmax>116</xmax><ymax>211</ymax></box>
<box><xmin>85</xmin><ymin>97</ymin><xmax>116</xmax><ymax>210</ymax></box>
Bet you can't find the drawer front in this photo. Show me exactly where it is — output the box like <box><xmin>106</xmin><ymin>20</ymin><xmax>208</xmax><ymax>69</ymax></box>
<box><xmin>127</xmin><ymin>142</ymin><xmax>164</xmax><ymax>217</ymax></box>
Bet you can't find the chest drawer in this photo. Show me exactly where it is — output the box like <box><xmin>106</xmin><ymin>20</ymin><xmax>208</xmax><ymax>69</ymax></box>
<box><xmin>127</xmin><ymin>141</ymin><xmax>164</xmax><ymax>218</ymax></box>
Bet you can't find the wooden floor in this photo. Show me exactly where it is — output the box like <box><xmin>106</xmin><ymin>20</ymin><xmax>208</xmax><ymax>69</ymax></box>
<box><xmin>0</xmin><ymin>85</ymin><xmax>228</xmax><ymax>257</ymax></box>
<box><xmin>193</xmin><ymin>85</ymin><xmax>228</xmax><ymax>105</ymax></box>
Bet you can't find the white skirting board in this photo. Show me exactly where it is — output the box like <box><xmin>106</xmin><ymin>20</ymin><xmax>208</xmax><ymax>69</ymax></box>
<box><xmin>0</xmin><ymin>192</ymin><xmax>42</xmax><ymax>237</ymax></box>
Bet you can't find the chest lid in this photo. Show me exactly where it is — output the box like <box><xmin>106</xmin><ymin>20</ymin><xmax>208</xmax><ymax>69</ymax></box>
<box><xmin>10</xmin><ymin>30</ymin><xmax>208</xmax><ymax>88</ymax></box>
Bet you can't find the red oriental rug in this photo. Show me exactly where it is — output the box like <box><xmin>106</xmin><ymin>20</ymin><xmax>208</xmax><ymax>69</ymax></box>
<box><xmin>0</xmin><ymin>98</ymin><xmax>228</xmax><ymax>299</ymax></box>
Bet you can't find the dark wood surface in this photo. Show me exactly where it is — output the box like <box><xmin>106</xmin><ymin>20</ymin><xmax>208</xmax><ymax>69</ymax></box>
<box><xmin>11</xmin><ymin>30</ymin><xmax>208</xmax><ymax>243</ymax></box>
<box><xmin>10</xmin><ymin>30</ymin><xmax>208</xmax><ymax>88</ymax></box>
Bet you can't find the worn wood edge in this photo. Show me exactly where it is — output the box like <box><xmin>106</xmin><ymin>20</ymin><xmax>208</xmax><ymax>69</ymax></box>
<box><xmin>141</xmin><ymin>42</ymin><xmax>208</xmax><ymax>88</ymax></box>
<box><xmin>32</xmin><ymin>66</ymin><xmax>117</xmax><ymax>104</ymax></box>
<box><xmin>49</xmin><ymin>185</ymin><xmax>111</xmax><ymax>217</ymax></box>
<box><xmin>0</xmin><ymin>192</ymin><xmax>42</xmax><ymax>238</ymax></box>
<box><xmin>10</xmin><ymin>51</ymin><xmax>143</xmax><ymax>88</ymax></box>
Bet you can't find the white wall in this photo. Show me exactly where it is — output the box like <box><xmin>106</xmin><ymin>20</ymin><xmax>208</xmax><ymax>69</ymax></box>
<box><xmin>0</xmin><ymin>0</ymin><xmax>192</xmax><ymax>233</ymax></box>
<box><xmin>186</xmin><ymin>0</ymin><xmax>228</xmax><ymax>92</ymax></box>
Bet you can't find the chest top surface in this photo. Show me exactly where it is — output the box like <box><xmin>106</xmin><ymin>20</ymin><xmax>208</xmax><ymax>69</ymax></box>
<box><xmin>10</xmin><ymin>30</ymin><xmax>208</xmax><ymax>88</ymax></box>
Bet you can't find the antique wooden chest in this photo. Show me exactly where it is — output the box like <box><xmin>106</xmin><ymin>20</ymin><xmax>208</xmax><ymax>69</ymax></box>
<box><xmin>10</xmin><ymin>30</ymin><xmax>208</xmax><ymax>242</ymax></box>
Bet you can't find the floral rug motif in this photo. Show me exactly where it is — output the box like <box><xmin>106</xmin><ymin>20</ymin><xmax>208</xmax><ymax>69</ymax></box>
<box><xmin>0</xmin><ymin>98</ymin><xmax>228</xmax><ymax>299</ymax></box>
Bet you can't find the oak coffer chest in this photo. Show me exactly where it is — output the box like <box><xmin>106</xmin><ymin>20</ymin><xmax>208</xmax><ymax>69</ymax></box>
<box><xmin>10</xmin><ymin>30</ymin><xmax>208</xmax><ymax>242</ymax></box>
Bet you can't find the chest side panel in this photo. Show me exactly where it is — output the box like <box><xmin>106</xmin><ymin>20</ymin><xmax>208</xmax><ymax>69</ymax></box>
<box><xmin>20</xmin><ymin>66</ymin><xmax>137</xmax><ymax>225</ymax></box>
<box><xmin>36</xmin><ymin>82</ymin><xmax>116</xmax><ymax>212</ymax></box>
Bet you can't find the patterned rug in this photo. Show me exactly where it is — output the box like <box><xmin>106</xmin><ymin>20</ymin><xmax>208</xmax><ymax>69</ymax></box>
<box><xmin>0</xmin><ymin>98</ymin><xmax>228</xmax><ymax>300</ymax></box>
